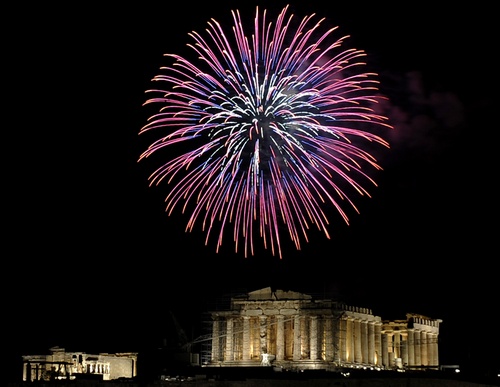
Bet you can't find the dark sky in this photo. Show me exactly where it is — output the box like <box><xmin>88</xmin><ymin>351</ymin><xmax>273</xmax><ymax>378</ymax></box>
<box><xmin>6</xmin><ymin>1</ymin><xmax>497</xmax><ymax>381</ymax></box>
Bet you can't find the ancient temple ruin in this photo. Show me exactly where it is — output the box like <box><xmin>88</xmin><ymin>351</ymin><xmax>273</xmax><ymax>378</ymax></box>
<box><xmin>22</xmin><ymin>346</ymin><xmax>138</xmax><ymax>381</ymax></box>
<box><xmin>204</xmin><ymin>287</ymin><xmax>442</xmax><ymax>372</ymax></box>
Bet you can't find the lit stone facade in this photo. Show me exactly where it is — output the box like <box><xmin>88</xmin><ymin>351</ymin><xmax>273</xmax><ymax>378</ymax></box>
<box><xmin>22</xmin><ymin>346</ymin><xmax>138</xmax><ymax>381</ymax></box>
<box><xmin>205</xmin><ymin>287</ymin><xmax>442</xmax><ymax>371</ymax></box>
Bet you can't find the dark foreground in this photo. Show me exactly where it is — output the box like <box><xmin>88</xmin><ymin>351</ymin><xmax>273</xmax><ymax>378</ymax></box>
<box><xmin>7</xmin><ymin>368</ymin><xmax>500</xmax><ymax>387</ymax></box>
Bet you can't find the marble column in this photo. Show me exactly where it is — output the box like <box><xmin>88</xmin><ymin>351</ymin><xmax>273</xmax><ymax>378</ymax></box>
<box><xmin>300</xmin><ymin>316</ymin><xmax>309</xmax><ymax>359</ymax></box>
<box><xmin>324</xmin><ymin>316</ymin><xmax>334</xmax><ymax>362</ymax></box>
<box><xmin>225</xmin><ymin>317</ymin><xmax>234</xmax><ymax>361</ymax></box>
<box><xmin>407</xmin><ymin>329</ymin><xmax>415</xmax><ymax>366</ymax></box>
<box><xmin>429</xmin><ymin>332</ymin><xmax>438</xmax><ymax>366</ymax></box>
<box><xmin>434</xmin><ymin>332</ymin><xmax>439</xmax><ymax>366</ymax></box>
<box><xmin>346</xmin><ymin>317</ymin><xmax>353</xmax><ymax>363</ymax></box>
<box><xmin>253</xmin><ymin>318</ymin><xmax>261</xmax><ymax>358</ymax></box>
<box><xmin>368</xmin><ymin>321</ymin><xmax>375</xmax><ymax>365</ymax></box>
<box><xmin>259</xmin><ymin>316</ymin><xmax>268</xmax><ymax>355</ymax></box>
<box><xmin>374</xmin><ymin>323</ymin><xmax>382</xmax><ymax>366</ymax></box>
<box><xmin>394</xmin><ymin>332</ymin><xmax>400</xmax><ymax>359</ymax></box>
<box><xmin>293</xmin><ymin>315</ymin><xmax>301</xmax><ymax>361</ymax></box>
<box><xmin>242</xmin><ymin>316</ymin><xmax>250</xmax><ymax>361</ymax></box>
<box><xmin>421</xmin><ymin>331</ymin><xmax>428</xmax><ymax>365</ymax></box>
<box><xmin>381</xmin><ymin>333</ymin><xmax>388</xmax><ymax>368</ymax></box>
<box><xmin>267</xmin><ymin>317</ymin><xmax>275</xmax><ymax>355</ymax></box>
<box><xmin>211</xmin><ymin>318</ymin><xmax>220</xmax><ymax>362</ymax></box>
<box><xmin>414</xmin><ymin>330</ymin><xmax>421</xmax><ymax>365</ymax></box>
<box><xmin>310</xmin><ymin>316</ymin><xmax>318</xmax><ymax>360</ymax></box>
<box><xmin>339</xmin><ymin>317</ymin><xmax>347</xmax><ymax>363</ymax></box>
<box><xmin>401</xmin><ymin>335</ymin><xmax>408</xmax><ymax>367</ymax></box>
<box><xmin>276</xmin><ymin>315</ymin><xmax>285</xmax><ymax>361</ymax></box>
<box><xmin>22</xmin><ymin>362</ymin><xmax>28</xmax><ymax>382</ymax></box>
<box><xmin>354</xmin><ymin>319</ymin><xmax>362</xmax><ymax>363</ymax></box>
<box><xmin>361</xmin><ymin>320</ymin><xmax>368</xmax><ymax>364</ymax></box>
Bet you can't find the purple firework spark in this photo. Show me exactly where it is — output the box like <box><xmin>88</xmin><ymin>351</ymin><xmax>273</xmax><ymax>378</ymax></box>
<box><xmin>139</xmin><ymin>5</ymin><xmax>392</xmax><ymax>258</ymax></box>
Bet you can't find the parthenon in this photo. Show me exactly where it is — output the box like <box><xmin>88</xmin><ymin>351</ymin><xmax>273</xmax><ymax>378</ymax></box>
<box><xmin>205</xmin><ymin>287</ymin><xmax>442</xmax><ymax>372</ymax></box>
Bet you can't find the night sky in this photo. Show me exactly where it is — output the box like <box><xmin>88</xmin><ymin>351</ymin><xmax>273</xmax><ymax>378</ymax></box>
<box><xmin>6</xmin><ymin>1</ymin><xmax>497</xmax><ymax>382</ymax></box>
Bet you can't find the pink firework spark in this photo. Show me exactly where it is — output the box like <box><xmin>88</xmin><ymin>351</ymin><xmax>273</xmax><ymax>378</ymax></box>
<box><xmin>139</xmin><ymin>5</ymin><xmax>392</xmax><ymax>258</ymax></box>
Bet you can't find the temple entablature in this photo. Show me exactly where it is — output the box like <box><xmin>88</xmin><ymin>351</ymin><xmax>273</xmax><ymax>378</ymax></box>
<box><xmin>407</xmin><ymin>313</ymin><xmax>442</xmax><ymax>333</ymax></box>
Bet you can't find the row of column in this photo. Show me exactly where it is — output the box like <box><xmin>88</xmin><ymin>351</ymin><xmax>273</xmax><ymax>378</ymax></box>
<box><xmin>339</xmin><ymin>317</ymin><xmax>439</xmax><ymax>367</ymax></box>
<box><xmin>211</xmin><ymin>315</ymin><xmax>336</xmax><ymax>363</ymax></box>
<box><xmin>382</xmin><ymin>330</ymin><xmax>439</xmax><ymax>368</ymax></box>
<box><xmin>210</xmin><ymin>315</ymin><xmax>439</xmax><ymax>368</ymax></box>
<box><xmin>338</xmin><ymin>317</ymin><xmax>382</xmax><ymax>366</ymax></box>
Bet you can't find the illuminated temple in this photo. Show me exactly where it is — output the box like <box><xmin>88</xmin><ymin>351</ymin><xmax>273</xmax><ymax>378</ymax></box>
<box><xmin>204</xmin><ymin>287</ymin><xmax>442</xmax><ymax>372</ymax></box>
<box><xmin>22</xmin><ymin>347</ymin><xmax>137</xmax><ymax>381</ymax></box>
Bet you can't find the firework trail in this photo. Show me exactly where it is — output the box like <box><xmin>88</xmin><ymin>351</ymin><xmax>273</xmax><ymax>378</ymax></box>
<box><xmin>139</xmin><ymin>5</ymin><xmax>392</xmax><ymax>258</ymax></box>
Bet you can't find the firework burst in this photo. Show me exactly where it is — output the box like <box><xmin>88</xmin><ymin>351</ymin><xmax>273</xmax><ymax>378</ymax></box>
<box><xmin>139</xmin><ymin>5</ymin><xmax>392</xmax><ymax>258</ymax></box>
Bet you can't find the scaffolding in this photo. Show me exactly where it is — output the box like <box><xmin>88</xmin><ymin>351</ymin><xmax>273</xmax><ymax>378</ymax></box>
<box><xmin>192</xmin><ymin>292</ymin><xmax>345</xmax><ymax>367</ymax></box>
<box><xmin>193</xmin><ymin>290</ymin><xmax>242</xmax><ymax>366</ymax></box>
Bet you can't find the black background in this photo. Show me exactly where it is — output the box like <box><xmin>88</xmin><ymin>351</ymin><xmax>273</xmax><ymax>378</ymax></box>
<box><xmin>5</xmin><ymin>1</ymin><xmax>497</xmax><ymax>382</ymax></box>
